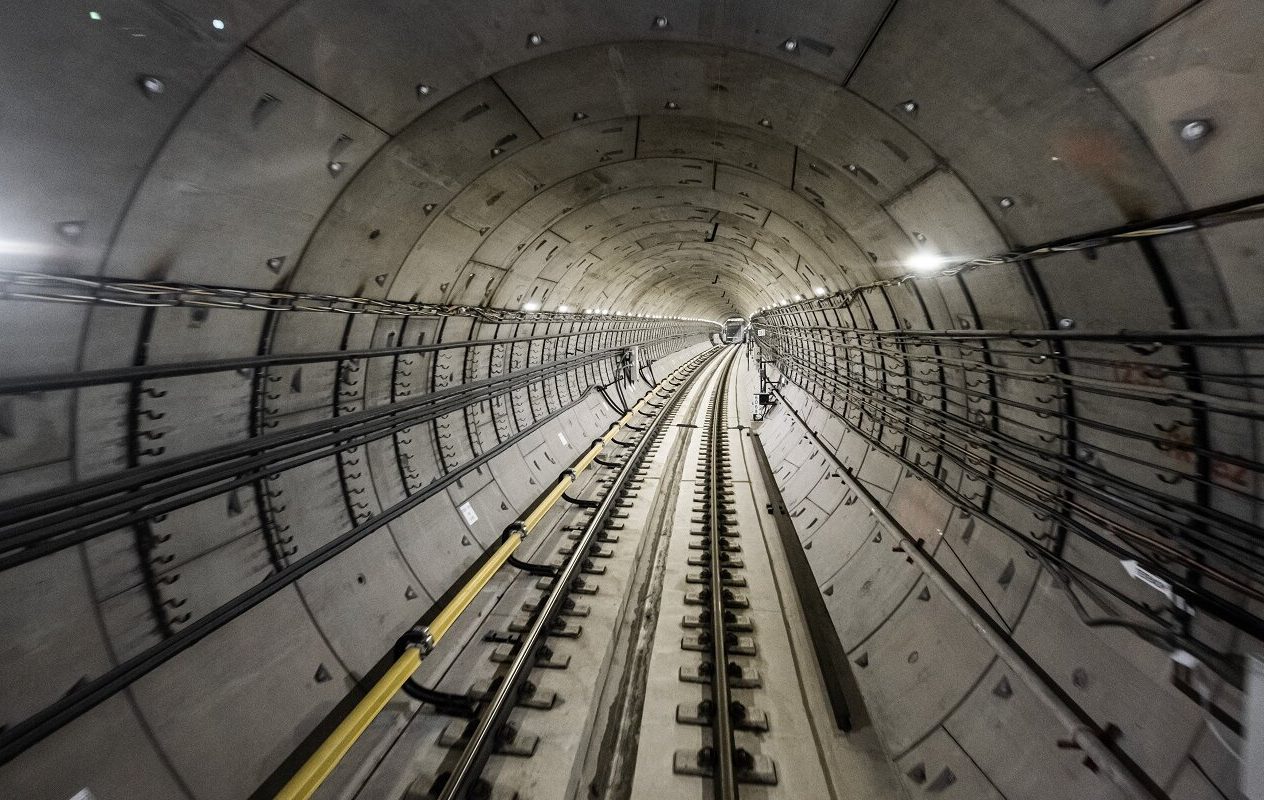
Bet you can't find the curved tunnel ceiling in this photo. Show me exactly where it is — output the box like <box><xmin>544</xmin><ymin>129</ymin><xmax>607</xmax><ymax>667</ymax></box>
<box><xmin>16</xmin><ymin>0</ymin><xmax>1236</xmax><ymax>327</ymax></box>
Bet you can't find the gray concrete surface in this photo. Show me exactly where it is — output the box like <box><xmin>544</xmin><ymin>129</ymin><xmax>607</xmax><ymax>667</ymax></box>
<box><xmin>0</xmin><ymin>2</ymin><xmax>1260</xmax><ymax>799</ymax></box>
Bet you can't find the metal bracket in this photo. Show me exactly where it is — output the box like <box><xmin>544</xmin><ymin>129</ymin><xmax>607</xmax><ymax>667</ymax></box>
<box><xmin>672</xmin><ymin>748</ymin><xmax>778</xmax><ymax>785</ymax></box>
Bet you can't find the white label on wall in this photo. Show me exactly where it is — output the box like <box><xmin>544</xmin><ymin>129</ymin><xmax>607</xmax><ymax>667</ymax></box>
<box><xmin>458</xmin><ymin>502</ymin><xmax>479</xmax><ymax>525</ymax></box>
<box><xmin>1121</xmin><ymin>559</ymin><xmax>1188</xmax><ymax>611</ymax></box>
<box><xmin>557</xmin><ymin>432</ymin><xmax>569</xmax><ymax>447</ymax></box>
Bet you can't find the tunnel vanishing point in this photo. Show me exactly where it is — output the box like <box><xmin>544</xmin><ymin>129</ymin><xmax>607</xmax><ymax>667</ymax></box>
<box><xmin>2</xmin><ymin>2</ymin><xmax>1264</xmax><ymax>800</ymax></box>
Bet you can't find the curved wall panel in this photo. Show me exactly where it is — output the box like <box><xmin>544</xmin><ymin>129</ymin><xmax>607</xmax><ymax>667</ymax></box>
<box><xmin>1</xmin><ymin>3</ymin><xmax>1261</xmax><ymax>799</ymax></box>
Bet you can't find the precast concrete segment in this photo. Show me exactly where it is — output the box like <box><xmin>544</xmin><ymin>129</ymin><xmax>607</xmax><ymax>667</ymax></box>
<box><xmin>3</xmin><ymin>2</ymin><xmax>1264</xmax><ymax>799</ymax></box>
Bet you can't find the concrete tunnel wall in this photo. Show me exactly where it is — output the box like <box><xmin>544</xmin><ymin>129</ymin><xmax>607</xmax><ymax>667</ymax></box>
<box><xmin>1</xmin><ymin>2</ymin><xmax>1262</xmax><ymax>799</ymax></box>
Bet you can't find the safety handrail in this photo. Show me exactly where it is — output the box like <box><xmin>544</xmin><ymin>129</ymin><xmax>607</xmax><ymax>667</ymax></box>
<box><xmin>274</xmin><ymin>356</ymin><xmax>699</xmax><ymax>800</ymax></box>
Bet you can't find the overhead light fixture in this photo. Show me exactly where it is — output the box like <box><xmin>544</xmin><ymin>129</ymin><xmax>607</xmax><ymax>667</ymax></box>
<box><xmin>1180</xmin><ymin>119</ymin><xmax>1212</xmax><ymax>142</ymax></box>
<box><xmin>521</xmin><ymin>301</ymin><xmax>540</xmax><ymax>311</ymax></box>
<box><xmin>813</xmin><ymin>286</ymin><xmax>826</xmax><ymax>296</ymax></box>
<box><xmin>906</xmin><ymin>250</ymin><xmax>950</xmax><ymax>272</ymax></box>
<box><xmin>557</xmin><ymin>304</ymin><xmax>572</xmax><ymax>313</ymax></box>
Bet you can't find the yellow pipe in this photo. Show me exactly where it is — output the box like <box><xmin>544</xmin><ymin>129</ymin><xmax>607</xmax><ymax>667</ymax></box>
<box><xmin>275</xmin><ymin>359</ymin><xmax>696</xmax><ymax>800</ymax></box>
<box><xmin>522</xmin><ymin>477</ymin><xmax>572</xmax><ymax>533</ymax></box>
<box><xmin>429</xmin><ymin>534</ymin><xmax>523</xmax><ymax>640</ymax></box>
<box><xmin>275</xmin><ymin>534</ymin><xmax>522</xmax><ymax>800</ymax></box>
<box><xmin>275</xmin><ymin>647</ymin><xmax>421</xmax><ymax>800</ymax></box>
<box><xmin>570</xmin><ymin>442</ymin><xmax>604</xmax><ymax>475</ymax></box>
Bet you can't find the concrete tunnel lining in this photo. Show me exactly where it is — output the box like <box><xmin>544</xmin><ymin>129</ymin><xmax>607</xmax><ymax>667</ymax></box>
<box><xmin>1</xmin><ymin>2</ymin><xmax>1263</xmax><ymax>799</ymax></box>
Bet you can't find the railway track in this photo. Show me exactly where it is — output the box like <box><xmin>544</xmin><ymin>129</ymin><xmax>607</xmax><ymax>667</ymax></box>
<box><xmin>419</xmin><ymin>347</ymin><xmax>722</xmax><ymax>800</ymax></box>
<box><xmin>670</xmin><ymin>345</ymin><xmax>778</xmax><ymax>796</ymax></box>
<box><xmin>284</xmin><ymin>344</ymin><xmax>892</xmax><ymax>800</ymax></box>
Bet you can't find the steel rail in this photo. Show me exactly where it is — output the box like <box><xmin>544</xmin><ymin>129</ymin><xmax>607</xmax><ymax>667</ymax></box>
<box><xmin>434</xmin><ymin>348</ymin><xmax>722</xmax><ymax>800</ymax></box>
<box><xmin>703</xmin><ymin>347</ymin><xmax>742</xmax><ymax>799</ymax></box>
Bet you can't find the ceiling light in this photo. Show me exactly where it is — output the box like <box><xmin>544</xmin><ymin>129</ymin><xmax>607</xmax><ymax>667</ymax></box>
<box><xmin>906</xmin><ymin>250</ymin><xmax>950</xmax><ymax>272</ymax></box>
<box><xmin>212</xmin><ymin>18</ymin><xmax>225</xmax><ymax>30</ymax></box>
<box><xmin>521</xmin><ymin>301</ymin><xmax>540</xmax><ymax>311</ymax></box>
<box><xmin>557</xmin><ymin>304</ymin><xmax>571</xmax><ymax>313</ymax></box>
<box><xmin>139</xmin><ymin>76</ymin><xmax>165</xmax><ymax>96</ymax></box>
<box><xmin>813</xmin><ymin>286</ymin><xmax>826</xmax><ymax>296</ymax></box>
<box><xmin>1180</xmin><ymin>119</ymin><xmax>1212</xmax><ymax>142</ymax></box>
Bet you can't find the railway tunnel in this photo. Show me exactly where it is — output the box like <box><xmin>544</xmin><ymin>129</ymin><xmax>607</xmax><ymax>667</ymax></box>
<box><xmin>2</xmin><ymin>2</ymin><xmax>1263</xmax><ymax>799</ymax></box>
